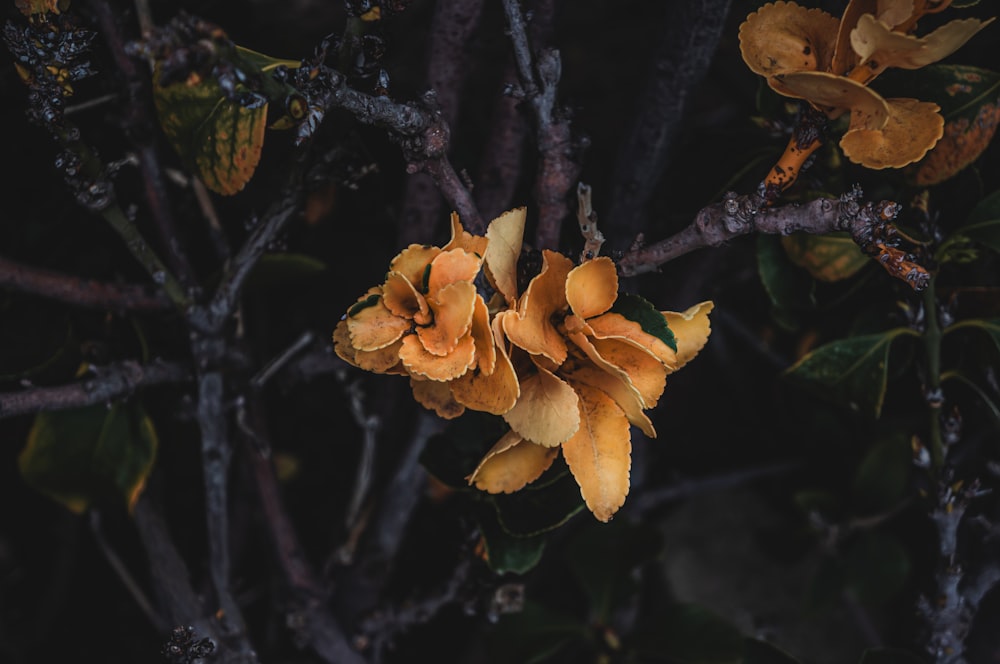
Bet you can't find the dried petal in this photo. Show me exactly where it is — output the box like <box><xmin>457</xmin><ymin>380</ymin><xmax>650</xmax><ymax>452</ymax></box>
<box><xmin>739</xmin><ymin>1</ymin><xmax>841</xmax><ymax>78</ymax></box>
<box><xmin>851</xmin><ymin>14</ymin><xmax>994</xmax><ymax>71</ymax></box>
<box><xmin>840</xmin><ymin>97</ymin><xmax>944</xmax><ymax>168</ymax></box>
<box><xmin>383</xmin><ymin>271</ymin><xmax>429</xmax><ymax>321</ymax></box>
<box><xmin>662</xmin><ymin>301</ymin><xmax>714</xmax><ymax>372</ymax></box>
<box><xmin>417</xmin><ymin>281</ymin><xmax>477</xmax><ymax>356</ymax></box>
<box><xmin>565</xmin><ymin>257</ymin><xmax>618</xmax><ymax>320</ymax></box>
<box><xmin>443</xmin><ymin>211</ymin><xmax>489</xmax><ymax>257</ymax></box>
<box><xmin>502</xmin><ymin>250</ymin><xmax>573</xmax><ymax>364</ymax></box>
<box><xmin>590</xmin><ymin>338</ymin><xmax>669</xmax><ymax>408</ymax></box>
<box><xmin>484</xmin><ymin>207</ymin><xmax>527</xmax><ymax>306</ymax></box>
<box><xmin>354</xmin><ymin>339</ymin><xmax>404</xmax><ymax>373</ymax></box>
<box><xmin>502</xmin><ymin>365</ymin><xmax>580</xmax><ymax>447</ymax></box>
<box><xmin>773</xmin><ymin>70</ymin><xmax>890</xmax><ymax>128</ymax></box>
<box><xmin>389</xmin><ymin>245</ymin><xmax>441</xmax><ymax>290</ymax></box>
<box><xmin>833</xmin><ymin>0</ymin><xmax>879</xmax><ymax>74</ymax></box>
<box><xmin>562</xmin><ymin>384</ymin><xmax>631</xmax><ymax>523</ymax></box>
<box><xmin>411</xmin><ymin>377</ymin><xmax>465</xmax><ymax>419</ymax></box>
<box><xmin>399</xmin><ymin>332</ymin><xmax>476</xmax><ymax>381</ymax></box>
<box><xmin>564</xmin><ymin>361</ymin><xmax>655</xmax><ymax>437</ymax></box>
<box><xmin>347</xmin><ymin>296</ymin><xmax>411</xmax><ymax>351</ymax></box>
<box><xmin>467</xmin><ymin>431</ymin><xmax>558</xmax><ymax>494</ymax></box>
<box><xmin>586</xmin><ymin>312</ymin><xmax>678</xmax><ymax>369</ymax></box>
<box><xmin>427</xmin><ymin>249</ymin><xmax>483</xmax><ymax>296</ymax></box>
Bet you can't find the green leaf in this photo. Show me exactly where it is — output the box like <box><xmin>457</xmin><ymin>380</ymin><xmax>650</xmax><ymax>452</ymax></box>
<box><xmin>958</xmin><ymin>189</ymin><xmax>1000</xmax><ymax>254</ymax></box>
<box><xmin>944</xmin><ymin>318</ymin><xmax>1000</xmax><ymax>357</ymax></box>
<box><xmin>631</xmin><ymin>604</ymin><xmax>745</xmax><ymax>664</ymax></box>
<box><xmin>244</xmin><ymin>253</ymin><xmax>328</xmax><ymax>291</ymax></box>
<box><xmin>420</xmin><ymin>411</ymin><xmax>510</xmax><ymax>489</ymax></box>
<box><xmin>757</xmin><ymin>235</ymin><xmax>815</xmax><ymax>331</ymax></box>
<box><xmin>492</xmin><ymin>461</ymin><xmax>585</xmax><ymax>536</ymax></box>
<box><xmin>478</xmin><ymin>510</ymin><xmax>546</xmax><ymax>575</ymax></box>
<box><xmin>877</xmin><ymin>65</ymin><xmax>1000</xmax><ymax>186</ymax></box>
<box><xmin>233</xmin><ymin>45</ymin><xmax>300</xmax><ymax>73</ymax></box>
<box><xmin>19</xmin><ymin>402</ymin><xmax>158</xmax><ymax>513</ymax></box>
<box><xmin>609</xmin><ymin>293</ymin><xmax>677</xmax><ymax>351</ymax></box>
<box><xmin>781</xmin><ymin>233</ymin><xmax>868</xmax><ymax>283</ymax></box>
<box><xmin>858</xmin><ymin>648</ymin><xmax>925</xmax><ymax>664</ymax></box>
<box><xmin>567</xmin><ymin>520</ymin><xmax>661</xmax><ymax>621</ymax></box>
<box><xmin>488</xmin><ymin>602</ymin><xmax>589</xmax><ymax>664</ymax></box>
<box><xmin>784</xmin><ymin>329</ymin><xmax>918</xmax><ymax>418</ymax></box>
<box><xmin>743</xmin><ymin>639</ymin><xmax>802</xmax><ymax>664</ymax></box>
<box><xmin>845</xmin><ymin>532</ymin><xmax>911</xmax><ymax>605</ymax></box>
<box><xmin>153</xmin><ymin>69</ymin><xmax>268</xmax><ymax>195</ymax></box>
<box><xmin>852</xmin><ymin>435</ymin><xmax>912</xmax><ymax>515</ymax></box>
<box><xmin>347</xmin><ymin>292</ymin><xmax>381</xmax><ymax>317</ymax></box>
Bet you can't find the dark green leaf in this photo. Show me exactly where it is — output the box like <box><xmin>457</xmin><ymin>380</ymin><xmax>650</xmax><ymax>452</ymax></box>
<box><xmin>845</xmin><ymin>532</ymin><xmax>911</xmax><ymax>605</ymax></box>
<box><xmin>631</xmin><ymin>604</ymin><xmax>744</xmax><ymax>664</ymax></box>
<box><xmin>419</xmin><ymin>411</ymin><xmax>509</xmax><ymax>488</ymax></box>
<box><xmin>347</xmin><ymin>292</ymin><xmax>381</xmax><ymax>317</ymax></box>
<box><xmin>244</xmin><ymin>253</ymin><xmax>327</xmax><ymax>291</ymax></box>
<box><xmin>492</xmin><ymin>461</ymin><xmax>585</xmax><ymax>536</ymax></box>
<box><xmin>852</xmin><ymin>435</ymin><xmax>912</xmax><ymax>515</ymax></box>
<box><xmin>19</xmin><ymin>402</ymin><xmax>158</xmax><ymax>513</ymax></box>
<box><xmin>757</xmin><ymin>235</ymin><xmax>815</xmax><ymax>331</ymax></box>
<box><xmin>488</xmin><ymin>602</ymin><xmax>589</xmax><ymax>664</ymax></box>
<box><xmin>609</xmin><ymin>293</ymin><xmax>677</xmax><ymax>351</ymax></box>
<box><xmin>784</xmin><ymin>329</ymin><xmax>918</xmax><ymax>418</ymax></box>
<box><xmin>958</xmin><ymin>189</ymin><xmax>1000</xmax><ymax>253</ymax></box>
<box><xmin>478</xmin><ymin>511</ymin><xmax>546</xmax><ymax>575</ymax></box>
<box><xmin>945</xmin><ymin>318</ymin><xmax>1000</xmax><ymax>358</ymax></box>
<box><xmin>567</xmin><ymin>520</ymin><xmax>662</xmax><ymax>621</ymax></box>
<box><xmin>858</xmin><ymin>648</ymin><xmax>925</xmax><ymax>664</ymax></box>
<box><xmin>743</xmin><ymin>639</ymin><xmax>802</xmax><ymax>664</ymax></box>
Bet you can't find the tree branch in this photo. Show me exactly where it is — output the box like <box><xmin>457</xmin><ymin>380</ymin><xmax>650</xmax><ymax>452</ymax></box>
<box><xmin>605</xmin><ymin>0</ymin><xmax>732</xmax><ymax>249</ymax></box>
<box><xmin>0</xmin><ymin>359</ymin><xmax>190</xmax><ymax>419</ymax></box>
<box><xmin>501</xmin><ymin>0</ymin><xmax>579</xmax><ymax>251</ymax></box>
<box><xmin>0</xmin><ymin>255</ymin><xmax>172</xmax><ymax>312</ymax></box>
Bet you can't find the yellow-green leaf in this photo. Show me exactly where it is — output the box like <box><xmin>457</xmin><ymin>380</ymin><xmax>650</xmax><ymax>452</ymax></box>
<box><xmin>20</xmin><ymin>402</ymin><xmax>158</xmax><ymax>514</ymax></box>
<box><xmin>781</xmin><ymin>232</ymin><xmax>869</xmax><ymax>282</ymax></box>
<box><xmin>153</xmin><ymin>72</ymin><xmax>268</xmax><ymax>195</ymax></box>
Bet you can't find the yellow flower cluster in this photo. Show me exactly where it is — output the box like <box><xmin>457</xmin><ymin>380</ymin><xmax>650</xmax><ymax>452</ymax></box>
<box><xmin>334</xmin><ymin>209</ymin><xmax>712</xmax><ymax>521</ymax></box>
<box><xmin>739</xmin><ymin>0</ymin><xmax>994</xmax><ymax>168</ymax></box>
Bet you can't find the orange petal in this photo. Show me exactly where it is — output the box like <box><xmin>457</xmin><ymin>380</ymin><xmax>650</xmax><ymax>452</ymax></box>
<box><xmin>663</xmin><ymin>301</ymin><xmax>714</xmax><ymax>372</ymax></box>
<box><xmin>587</xmin><ymin>312</ymin><xmax>678</xmax><ymax>369</ymax></box>
<box><xmin>851</xmin><ymin>14</ymin><xmax>994</xmax><ymax>71</ymax></box>
<box><xmin>411</xmin><ymin>377</ymin><xmax>465</xmax><ymax>419</ymax></box>
<box><xmin>502</xmin><ymin>250</ymin><xmax>573</xmax><ymax>364</ymax></box>
<box><xmin>399</xmin><ymin>332</ymin><xmax>476</xmax><ymax>381</ymax></box>
<box><xmin>427</xmin><ymin>248</ymin><xmax>483</xmax><ymax>296</ymax></box>
<box><xmin>470</xmin><ymin>294</ymin><xmax>496</xmax><ymax>375</ymax></box>
<box><xmin>347</xmin><ymin>295</ymin><xmax>411</xmax><ymax>351</ymax></box>
<box><xmin>502</xmin><ymin>364</ymin><xmax>580</xmax><ymax>447</ymax></box>
<box><xmin>832</xmin><ymin>0</ymin><xmax>878</xmax><ymax>75</ymax></box>
<box><xmin>383</xmin><ymin>271</ymin><xmax>429</xmax><ymax>320</ymax></box>
<box><xmin>566</xmin><ymin>256</ymin><xmax>618</xmax><ymax>319</ymax></box>
<box><xmin>354</xmin><ymin>338</ymin><xmax>405</xmax><ymax>373</ymax></box>
<box><xmin>772</xmin><ymin>70</ymin><xmax>890</xmax><ymax>127</ymax></box>
<box><xmin>739</xmin><ymin>2</ymin><xmax>840</xmax><ymax>78</ymax></box>
<box><xmin>484</xmin><ymin>207</ymin><xmax>527</xmax><ymax>306</ymax></box>
<box><xmin>561</xmin><ymin>384</ymin><xmax>631</xmax><ymax>522</ymax></box>
<box><xmin>466</xmin><ymin>431</ymin><xmax>558</xmax><ymax>494</ymax></box>
<box><xmin>563</xmin><ymin>361</ymin><xmax>655</xmax><ymax>438</ymax></box>
<box><xmin>449</xmin><ymin>344</ymin><xmax>520</xmax><ymax>415</ymax></box>
<box><xmin>389</xmin><ymin>245</ymin><xmax>441</xmax><ymax>290</ymax></box>
<box><xmin>840</xmin><ymin>97</ymin><xmax>944</xmax><ymax>168</ymax></box>
<box><xmin>592</xmin><ymin>338</ymin><xmax>668</xmax><ymax>408</ymax></box>
<box><xmin>332</xmin><ymin>318</ymin><xmax>359</xmax><ymax>367</ymax></box>
<box><xmin>417</xmin><ymin>281</ymin><xmax>477</xmax><ymax>356</ymax></box>
<box><xmin>443</xmin><ymin>211</ymin><xmax>489</xmax><ymax>257</ymax></box>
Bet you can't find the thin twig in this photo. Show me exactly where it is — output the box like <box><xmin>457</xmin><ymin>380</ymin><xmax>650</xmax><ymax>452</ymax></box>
<box><xmin>0</xmin><ymin>359</ymin><xmax>190</xmax><ymax>419</ymax></box>
<box><xmin>89</xmin><ymin>510</ymin><xmax>167</xmax><ymax>633</ymax></box>
<box><xmin>251</xmin><ymin>331</ymin><xmax>316</xmax><ymax>390</ymax></box>
<box><xmin>576</xmin><ymin>182</ymin><xmax>605</xmax><ymax>261</ymax></box>
<box><xmin>0</xmin><ymin>255</ymin><xmax>172</xmax><ymax>312</ymax></box>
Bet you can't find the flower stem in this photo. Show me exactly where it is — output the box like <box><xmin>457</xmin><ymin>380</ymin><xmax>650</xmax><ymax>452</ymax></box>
<box><xmin>922</xmin><ymin>273</ymin><xmax>944</xmax><ymax>470</ymax></box>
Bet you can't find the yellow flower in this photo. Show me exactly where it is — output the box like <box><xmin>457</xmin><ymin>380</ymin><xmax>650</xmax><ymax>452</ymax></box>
<box><xmin>467</xmin><ymin>212</ymin><xmax>713</xmax><ymax>522</ymax></box>
<box><xmin>739</xmin><ymin>0</ymin><xmax>993</xmax><ymax>168</ymax></box>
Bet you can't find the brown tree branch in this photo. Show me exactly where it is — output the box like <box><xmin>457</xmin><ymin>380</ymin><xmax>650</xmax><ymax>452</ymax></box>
<box><xmin>0</xmin><ymin>255</ymin><xmax>172</xmax><ymax>312</ymax></box>
<box><xmin>618</xmin><ymin>187</ymin><xmax>928</xmax><ymax>290</ymax></box>
<box><xmin>501</xmin><ymin>0</ymin><xmax>579</xmax><ymax>251</ymax></box>
<box><xmin>0</xmin><ymin>359</ymin><xmax>190</xmax><ymax>419</ymax></box>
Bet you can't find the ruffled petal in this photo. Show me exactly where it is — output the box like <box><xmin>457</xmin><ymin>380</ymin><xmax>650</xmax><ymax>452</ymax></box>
<box><xmin>840</xmin><ymin>97</ymin><xmax>944</xmax><ymax>168</ymax></box>
<box><xmin>739</xmin><ymin>1</ymin><xmax>840</xmax><ymax>78</ymax></box>
<box><xmin>586</xmin><ymin>312</ymin><xmax>678</xmax><ymax>369</ymax></box>
<box><xmin>417</xmin><ymin>281</ymin><xmax>477</xmax><ymax>356</ymax></box>
<box><xmin>484</xmin><ymin>207</ymin><xmax>527</xmax><ymax>306</ymax></box>
<box><xmin>354</xmin><ymin>339</ymin><xmax>404</xmax><ymax>373</ymax></box>
<box><xmin>399</xmin><ymin>332</ymin><xmax>476</xmax><ymax>381</ymax></box>
<box><xmin>466</xmin><ymin>431</ymin><xmax>558</xmax><ymax>494</ymax></box>
<box><xmin>772</xmin><ymin>70</ymin><xmax>890</xmax><ymax>127</ymax></box>
<box><xmin>347</xmin><ymin>294</ymin><xmax>411</xmax><ymax>351</ymax></box>
<box><xmin>663</xmin><ymin>301</ymin><xmax>714</xmax><ymax>372</ymax></box>
<box><xmin>502</xmin><ymin>364</ymin><xmax>580</xmax><ymax>446</ymax></box>
<box><xmin>470</xmin><ymin>294</ymin><xmax>496</xmax><ymax>375</ymax></box>
<box><xmin>389</xmin><ymin>245</ymin><xmax>441</xmax><ymax>290</ymax></box>
<box><xmin>502</xmin><ymin>250</ymin><xmax>573</xmax><ymax>364</ymax></box>
<box><xmin>443</xmin><ymin>211</ymin><xmax>489</xmax><ymax>257</ymax></box>
<box><xmin>562</xmin><ymin>384</ymin><xmax>631</xmax><ymax>523</ymax></box>
<box><xmin>851</xmin><ymin>13</ymin><xmax>994</xmax><ymax>71</ymax></box>
<box><xmin>383</xmin><ymin>271</ymin><xmax>429</xmax><ymax>321</ymax></box>
<box><xmin>565</xmin><ymin>257</ymin><xmax>618</xmax><ymax>320</ymax></box>
<box><xmin>427</xmin><ymin>248</ymin><xmax>483</xmax><ymax>296</ymax></box>
<box><xmin>411</xmin><ymin>377</ymin><xmax>465</xmax><ymax>419</ymax></box>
